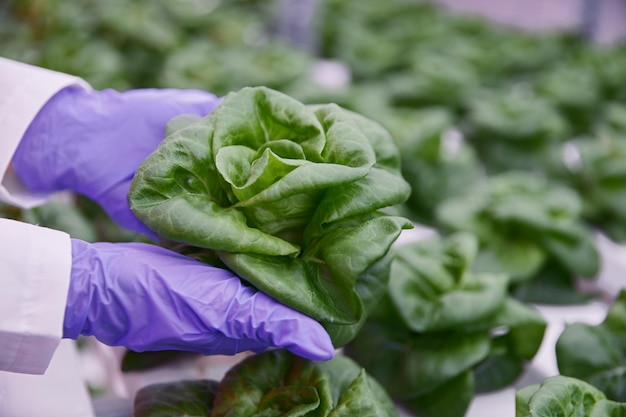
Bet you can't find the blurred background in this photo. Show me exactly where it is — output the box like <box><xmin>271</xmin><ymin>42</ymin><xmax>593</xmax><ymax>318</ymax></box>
<box><xmin>439</xmin><ymin>0</ymin><xmax>626</xmax><ymax>43</ymax></box>
<box><xmin>2</xmin><ymin>1</ymin><xmax>626</xmax><ymax>416</ymax></box>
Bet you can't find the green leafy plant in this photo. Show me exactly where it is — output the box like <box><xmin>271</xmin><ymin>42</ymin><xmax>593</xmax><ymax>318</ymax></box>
<box><xmin>392</xmin><ymin>109</ymin><xmax>484</xmax><ymax>226</ymax></box>
<box><xmin>436</xmin><ymin>170</ymin><xmax>599</xmax><ymax>304</ymax></box>
<box><xmin>577</xmin><ymin>45</ymin><xmax>626</xmax><ymax>102</ymax></box>
<box><xmin>553</xmin><ymin>135</ymin><xmax>626</xmax><ymax>243</ymax></box>
<box><xmin>159</xmin><ymin>40</ymin><xmax>311</xmax><ymax>97</ymax></box>
<box><xmin>318</xmin><ymin>0</ymin><xmax>444</xmax><ymax>80</ymax></box>
<box><xmin>486</xmin><ymin>30</ymin><xmax>573</xmax><ymax>76</ymax></box>
<box><xmin>556</xmin><ymin>290</ymin><xmax>626</xmax><ymax>401</ymax></box>
<box><xmin>463</xmin><ymin>87</ymin><xmax>569</xmax><ymax>174</ymax></box>
<box><xmin>133</xmin><ymin>350</ymin><xmax>399</xmax><ymax>417</ymax></box>
<box><xmin>516</xmin><ymin>376</ymin><xmax>626</xmax><ymax>417</ymax></box>
<box><xmin>533</xmin><ymin>63</ymin><xmax>601</xmax><ymax>133</ymax></box>
<box><xmin>345</xmin><ymin>233</ymin><xmax>546</xmax><ymax>417</ymax></box>
<box><xmin>134</xmin><ymin>379</ymin><xmax>218</xmax><ymax>417</ymax></box>
<box><xmin>601</xmin><ymin>102</ymin><xmax>626</xmax><ymax>134</ymax></box>
<box><xmin>0</xmin><ymin>0</ymin><xmax>283</xmax><ymax>90</ymax></box>
<box><xmin>383</xmin><ymin>56</ymin><xmax>480</xmax><ymax>112</ymax></box>
<box><xmin>129</xmin><ymin>86</ymin><xmax>412</xmax><ymax>347</ymax></box>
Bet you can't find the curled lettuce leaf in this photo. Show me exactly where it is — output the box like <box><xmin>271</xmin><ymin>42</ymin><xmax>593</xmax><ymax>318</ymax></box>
<box><xmin>516</xmin><ymin>376</ymin><xmax>626</xmax><ymax>417</ymax></box>
<box><xmin>210</xmin><ymin>350</ymin><xmax>398</xmax><ymax>417</ymax></box>
<box><xmin>556</xmin><ymin>290</ymin><xmax>626</xmax><ymax>401</ymax></box>
<box><xmin>388</xmin><ymin>232</ymin><xmax>509</xmax><ymax>333</ymax></box>
<box><xmin>133</xmin><ymin>351</ymin><xmax>398</xmax><ymax>417</ymax></box>
<box><xmin>437</xmin><ymin>171</ymin><xmax>599</xmax><ymax>287</ymax></box>
<box><xmin>134</xmin><ymin>379</ymin><xmax>218</xmax><ymax>417</ymax></box>
<box><xmin>463</xmin><ymin>87</ymin><xmax>569</xmax><ymax>174</ymax></box>
<box><xmin>345</xmin><ymin>233</ymin><xmax>546</xmax><ymax>417</ymax></box>
<box><xmin>129</xmin><ymin>86</ymin><xmax>412</xmax><ymax>346</ymax></box>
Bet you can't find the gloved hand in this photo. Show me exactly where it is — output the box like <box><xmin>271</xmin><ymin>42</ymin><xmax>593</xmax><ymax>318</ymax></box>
<box><xmin>12</xmin><ymin>86</ymin><xmax>221</xmax><ymax>236</ymax></box>
<box><xmin>64</xmin><ymin>239</ymin><xmax>335</xmax><ymax>361</ymax></box>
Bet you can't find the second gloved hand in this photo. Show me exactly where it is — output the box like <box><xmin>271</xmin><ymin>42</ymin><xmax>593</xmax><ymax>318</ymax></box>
<box><xmin>12</xmin><ymin>86</ymin><xmax>222</xmax><ymax>236</ymax></box>
<box><xmin>63</xmin><ymin>239</ymin><xmax>335</xmax><ymax>361</ymax></box>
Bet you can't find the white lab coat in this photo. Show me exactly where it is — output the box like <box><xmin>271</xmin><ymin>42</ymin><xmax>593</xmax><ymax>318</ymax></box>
<box><xmin>0</xmin><ymin>57</ymin><xmax>95</xmax><ymax>417</ymax></box>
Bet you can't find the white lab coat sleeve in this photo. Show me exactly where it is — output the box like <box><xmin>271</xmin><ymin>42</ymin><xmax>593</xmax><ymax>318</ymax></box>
<box><xmin>0</xmin><ymin>218</ymin><xmax>72</xmax><ymax>374</ymax></box>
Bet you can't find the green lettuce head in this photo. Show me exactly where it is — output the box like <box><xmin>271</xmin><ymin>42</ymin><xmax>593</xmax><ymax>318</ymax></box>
<box><xmin>133</xmin><ymin>350</ymin><xmax>399</xmax><ymax>417</ymax></box>
<box><xmin>129</xmin><ymin>86</ymin><xmax>413</xmax><ymax>347</ymax></box>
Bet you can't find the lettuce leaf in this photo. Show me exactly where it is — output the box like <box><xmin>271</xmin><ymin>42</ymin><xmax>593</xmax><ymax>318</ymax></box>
<box><xmin>133</xmin><ymin>351</ymin><xmax>398</xmax><ymax>417</ymax></box>
<box><xmin>211</xmin><ymin>350</ymin><xmax>398</xmax><ymax>417</ymax></box>
<box><xmin>515</xmin><ymin>375</ymin><xmax>626</xmax><ymax>417</ymax></box>
<box><xmin>345</xmin><ymin>233</ymin><xmax>546</xmax><ymax>417</ymax></box>
<box><xmin>556</xmin><ymin>290</ymin><xmax>626</xmax><ymax>401</ymax></box>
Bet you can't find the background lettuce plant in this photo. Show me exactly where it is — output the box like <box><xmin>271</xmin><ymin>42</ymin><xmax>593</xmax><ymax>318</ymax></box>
<box><xmin>345</xmin><ymin>233</ymin><xmax>546</xmax><ymax>417</ymax></box>
<box><xmin>532</xmin><ymin>63</ymin><xmax>602</xmax><ymax>134</ymax></box>
<box><xmin>393</xmin><ymin>111</ymin><xmax>485</xmax><ymax>226</ymax></box>
<box><xmin>436</xmin><ymin>170</ymin><xmax>600</xmax><ymax>304</ymax></box>
<box><xmin>134</xmin><ymin>350</ymin><xmax>399</xmax><ymax>417</ymax></box>
<box><xmin>129</xmin><ymin>86</ymin><xmax>412</xmax><ymax>347</ymax></box>
<box><xmin>556</xmin><ymin>290</ymin><xmax>626</xmax><ymax>401</ymax></box>
<box><xmin>552</xmin><ymin>134</ymin><xmax>626</xmax><ymax>243</ymax></box>
<box><xmin>461</xmin><ymin>87</ymin><xmax>569</xmax><ymax>174</ymax></box>
<box><xmin>516</xmin><ymin>375</ymin><xmax>626</xmax><ymax>417</ymax></box>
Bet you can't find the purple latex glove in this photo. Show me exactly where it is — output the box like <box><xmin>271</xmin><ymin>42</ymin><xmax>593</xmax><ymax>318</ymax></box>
<box><xmin>64</xmin><ymin>239</ymin><xmax>334</xmax><ymax>361</ymax></box>
<box><xmin>13</xmin><ymin>86</ymin><xmax>222</xmax><ymax>236</ymax></box>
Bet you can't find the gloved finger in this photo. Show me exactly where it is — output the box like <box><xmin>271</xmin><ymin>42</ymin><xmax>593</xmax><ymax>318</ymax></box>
<box><xmin>156</xmin><ymin>269</ymin><xmax>335</xmax><ymax>361</ymax></box>
<box><xmin>140</xmin><ymin>250</ymin><xmax>335</xmax><ymax>361</ymax></box>
<box><xmin>190</xmin><ymin>304</ymin><xmax>334</xmax><ymax>361</ymax></box>
<box><xmin>216</xmin><ymin>288</ymin><xmax>335</xmax><ymax>362</ymax></box>
<box><xmin>127</xmin><ymin>331</ymin><xmax>272</xmax><ymax>356</ymax></box>
<box><xmin>117</xmin><ymin>88</ymin><xmax>223</xmax><ymax>125</ymax></box>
